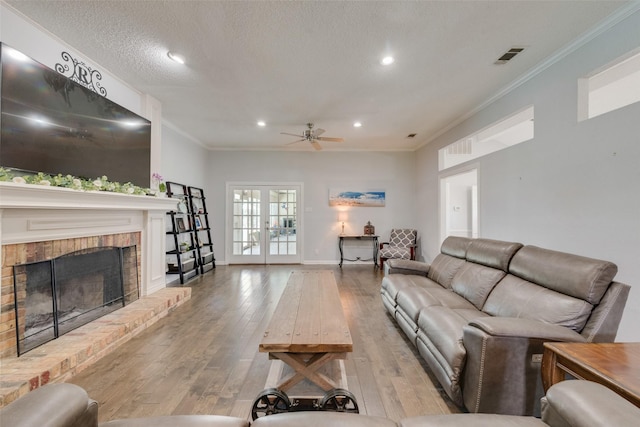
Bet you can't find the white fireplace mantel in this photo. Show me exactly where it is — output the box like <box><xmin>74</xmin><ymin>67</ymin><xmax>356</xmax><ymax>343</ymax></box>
<box><xmin>0</xmin><ymin>182</ymin><xmax>178</xmax><ymax>295</ymax></box>
<box><xmin>0</xmin><ymin>181</ymin><xmax>177</xmax><ymax>211</ymax></box>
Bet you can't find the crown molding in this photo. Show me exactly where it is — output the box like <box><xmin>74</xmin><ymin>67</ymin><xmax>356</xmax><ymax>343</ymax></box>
<box><xmin>418</xmin><ymin>2</ymin><xmax>640</xmax><ymax>150</ymax></box>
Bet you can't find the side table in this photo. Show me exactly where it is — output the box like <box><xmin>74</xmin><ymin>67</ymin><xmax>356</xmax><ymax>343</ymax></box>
<box><xmin>541</xmin><ymin>342</ymin><xmax>640</xmax><ymax>407</ymax></box>
<box><xmin>338</xmin><ymin>235</ymin><xmax>379</xmax><ymax>268</ymax></box>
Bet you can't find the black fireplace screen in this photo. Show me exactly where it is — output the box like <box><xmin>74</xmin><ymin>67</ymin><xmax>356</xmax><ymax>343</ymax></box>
<box><xmin>13</xmin><ymin>246</ymin><xmax>139</xmax><ymax>355</ymax></box>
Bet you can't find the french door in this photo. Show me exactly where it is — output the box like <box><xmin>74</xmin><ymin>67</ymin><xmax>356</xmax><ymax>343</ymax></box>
<box><xmin>226</xmin><ymin>184</ymin><xmax>301</xmax><ymax>264</ymax></box>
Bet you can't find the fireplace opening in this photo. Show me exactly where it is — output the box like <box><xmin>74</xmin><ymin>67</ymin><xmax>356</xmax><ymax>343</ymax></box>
<box><xmin>13</xmin><ymin>246</ymin><xmax>139</xmax><ymax>355</ymax></box>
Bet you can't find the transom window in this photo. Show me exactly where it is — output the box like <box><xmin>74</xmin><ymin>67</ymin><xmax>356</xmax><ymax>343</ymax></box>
<box><xmin>439</xmin><ymin>106</ymin><xmax>534</xmax><ymax>171</ymax></box>
<box><xmin>578</xmin><ymin>50</ymin><xmax>640</xmax><ymax>120</ymax></box>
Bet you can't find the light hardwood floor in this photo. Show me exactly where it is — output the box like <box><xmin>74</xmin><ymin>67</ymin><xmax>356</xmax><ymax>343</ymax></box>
<box><xmin>69</xmin><ymin>264</ymin><xmax>460</xmax><ymax>422</ymax></box>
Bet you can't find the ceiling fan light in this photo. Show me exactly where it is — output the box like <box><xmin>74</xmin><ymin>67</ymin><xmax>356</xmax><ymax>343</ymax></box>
<box><xmin>167</xmin><ymin>51</ymin><xmax>185</xmax><ymax>64</ymax></box>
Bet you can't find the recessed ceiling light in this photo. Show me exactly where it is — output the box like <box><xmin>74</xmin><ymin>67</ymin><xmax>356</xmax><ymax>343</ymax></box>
<box><xmin>381</xmin><ymin>56</ymin><xmax>395</xmax><ymax>66</ymax></box>
<box><xmin>353</xmin><ymin>122</ymin><xmax>362</xmax><ymax>128</ymax></box>
<box><xmin>167</xmin><ymin>51</ymin><xmax>185</xmax><ymax>64</ymax></box>
<box><xmin>257</xmin><ymin>121</ymin><xmax>266</xmax><ymax>127</ymax></box>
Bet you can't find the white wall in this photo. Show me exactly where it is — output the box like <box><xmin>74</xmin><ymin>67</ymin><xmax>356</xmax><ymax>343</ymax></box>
<box><xmin>204</xmin><ymin>151</ymin><xmax>416</xmax><ymax>264</ymax></box>
<box><xmin>416</xmin><ymin>10</ymin><xmax>640</xmax><ymax>341</ymax></box>
<box><xmin>161</xmin><ymin>124</ymin><xmax>210</xmax><ymax>189</ymax></box>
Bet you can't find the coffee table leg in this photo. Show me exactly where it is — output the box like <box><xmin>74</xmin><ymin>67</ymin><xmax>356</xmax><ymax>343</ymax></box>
<box><xmin>271</xmin><ymin>352</ymin><xmax>339</xmax><ymax>391</ymax></box>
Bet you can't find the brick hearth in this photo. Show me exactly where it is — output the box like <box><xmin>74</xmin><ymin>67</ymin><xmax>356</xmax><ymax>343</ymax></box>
<box><xmin>0</xmin><ymin>286</ymin><xmax>190</xmax><ymax>407</ymax></box>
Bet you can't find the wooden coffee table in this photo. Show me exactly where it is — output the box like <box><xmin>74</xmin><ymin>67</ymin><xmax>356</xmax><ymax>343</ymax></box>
<box><xmin>259</xmin><ymin>270</ymin><xmax>353</xmax><ymax>392</ymax></box>
<box><xmin>542</xmin><ymin>342</ymin><xmax>640</xmax><ymax>407</ymax></box>
<box><xmin>253</xmin><ymin>270</ymin><xmax>358</xmax><ymax>419</ymax></box>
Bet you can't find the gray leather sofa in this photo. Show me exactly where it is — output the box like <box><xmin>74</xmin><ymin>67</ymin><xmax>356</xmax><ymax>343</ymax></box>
<box><xmin>252</xmin><ymin>381</ymin><xmax>638</xmax><ymax>427</ymax></box>
<box><xmin>0</xmin><ymin>383</ymin><xmax>249</xmax><ymax>427</ymax></box>
<box><xmin>380</xmin><ymin>236</ymin><xmax>630</xmax><ymax>416</ymax></box>
<box><xmin>0</xmin><ymin>383</ymin><xmax>99</xmax><ymax>427</ymax></box>
<box><xmin>1</xmin><ymin>381</ymin><xmax>637</xmax><ymax>426</ymax></box>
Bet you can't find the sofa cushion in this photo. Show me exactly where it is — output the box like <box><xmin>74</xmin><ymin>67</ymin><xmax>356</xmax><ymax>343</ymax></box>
<box><xmin>482</xmin><ymin>275</ymin><xmax>593</xmax><ymax>332</ymax></box>
<box><xmin>252</xmin><ymin>411</ymin><xmax>397</xmax><ymax>427</ymax></box>
<box><xmin>451</xmin><ymin>262</ymin><xmax>506</xmax><ymax>310</ymax></box>
<box><xmin>400</xmin><ymin>414</ymin><xmax>546</xmax><ymax>427</ymax></box>
<box><xmin>509</xmin><ymin>245</ymin><xmax>617</xmax><ymax>305</ymax></box>
<box><xmin>466</xmin><ymin>239</ymin><xmax>523</xmax><ymax>272</ymax></box>
<box><xmin>381</xmin><ymin>275</ymin><xmax>441</xmax><ymax>302</ymax></box>
<box><xmin>427</xmin><ymin>254</ymin><xmax>466</xmax><ymax>289</ymax></box>
<box><xmin>398</xmin><ymin>287</ymin><xmax>476</xmax><ymax>322</ymax></box>
<box><xmin>100</xmin><ymin>415</ymin><xmax>250</xmax><ymax>427</ymax></box>
<box><xmin>440</xmin><ymin>236</ymin><xmax>472</xmax><ymax>258</ymax></box>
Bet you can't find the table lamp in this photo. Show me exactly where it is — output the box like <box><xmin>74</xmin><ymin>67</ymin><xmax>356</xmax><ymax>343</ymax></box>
<box><xmin>338</xmin><ymin>212</ymin><xmax>348</xmax><ymax>235</ymax></box>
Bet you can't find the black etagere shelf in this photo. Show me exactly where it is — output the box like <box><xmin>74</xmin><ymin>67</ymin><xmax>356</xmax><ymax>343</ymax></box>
<box><xmin>188</xmin><ymin>186</ymin><xmax>216</xmax><ymax>274</ymax></box>
<box><xmin>165</xmin><ymin>181</ymin><xmax>215</xmax><ymax>284</ymax></box>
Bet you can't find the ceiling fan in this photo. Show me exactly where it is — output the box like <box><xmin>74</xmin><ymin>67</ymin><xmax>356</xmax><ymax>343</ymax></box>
<box><xmin>281</xmin><ymin>123</ymin><xmax>344</xmax><ymax>150</ymax></box>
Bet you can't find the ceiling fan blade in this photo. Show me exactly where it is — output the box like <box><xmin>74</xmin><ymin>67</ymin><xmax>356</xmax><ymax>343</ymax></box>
<box><xmin>311</xmin><ymin>140</ymin><xmax>323</xmax><ymax>151</ymax></box>
<box><xmin>285</xmin><ymin>139</ymin><xmax>306</xmax><ymax>145</ymax></box>
<box><xmin>317</xmin><ymin>137</ymin><xmax>344</xmax><ymax>142</ymax></box>
<box><xmin>281</xmin><ymin>132</ymin><xmax>303</xmax><ymax>137</ymax></box>
<box><xmin>314</xmin><ymin>128</ymin><xmax>326</xmax><ymax>137</ymax></box>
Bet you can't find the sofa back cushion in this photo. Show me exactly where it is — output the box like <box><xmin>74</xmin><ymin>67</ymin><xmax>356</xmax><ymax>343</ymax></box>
<box><xmin>427</xmin><ymin>254</ymin><xmax>466</xmax><ymax>289</ymax></box>
<box><xmin>440</xmin><ymin>236</ymin><xmax>472</xmax><ymax>258</ymax></box>
<box><xmin>451</xmin><ymin>262</ymin><xmax>506</xmax><ymax>309</ymax></box>
<box><xmin>466</xmin><ymin>239</ymin><xmax>523</xmax><ymax>272</ymax></box>
<box><xmin>426</xmin><ymin>236</ymin><xmax>471</xmax><ymax>289</ymax></box>
<box><xmin>509</xmin><ymin>246</ymin><xmax>617</xmax><ymax>305</ymax></box>
<box><xmin>483</xmin><ymin>275</ymin><xmax>594</xmax><ymax>331</ymax></box>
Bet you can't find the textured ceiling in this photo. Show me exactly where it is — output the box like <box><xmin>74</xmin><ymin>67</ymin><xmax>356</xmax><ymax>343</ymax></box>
<box><xmin>5</xmin><ymin>1</ymin><xmax>630</xmax><ymax>151</ymax></box>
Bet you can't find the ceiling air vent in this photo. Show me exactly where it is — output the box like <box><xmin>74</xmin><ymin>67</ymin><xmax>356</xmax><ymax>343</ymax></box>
<box><xmin>406</xmin><ymin>133</ymin><xmax>417</xmax><ymax>138</ymax></box>
<box><xmin>495</xmin><ymin>47</ymin><xmax>525</xmax><ymax>65</ymax></box>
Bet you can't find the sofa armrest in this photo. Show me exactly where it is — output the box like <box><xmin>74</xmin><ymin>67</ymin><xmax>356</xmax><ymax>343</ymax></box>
<box><xmin>542</xmin><ymin>380</ymin><xmax>639</xmax><ymax>427</ymax></box>
<box><xmin>461</xmin><ymin>318</ymin><xmax>585</xmax><ymax>416</ymax></box>
<box><xmin>0</xmin><ymin>383</ymin><xmax>98</xmax><ymax>427</ymax></box>
<box><xmin>384</xmin><ymin>259</ymin><xmax>430</xmax><ymax>276</ymax></box>
<box><xmin>467</xmin><ymin>317</ymin><xmax>587</xmax><ymax>342</ymax></box>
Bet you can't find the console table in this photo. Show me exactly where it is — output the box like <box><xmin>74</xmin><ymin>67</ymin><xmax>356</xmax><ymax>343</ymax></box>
<box><xmin>338</xmin><ymin>235</ymin><xmax>379</xmax><ymax>268</ymax></box>
<box><xmin>542</xmin><ymin>342</ymin><xmax>640</xmax><ymax>407</ymax></box>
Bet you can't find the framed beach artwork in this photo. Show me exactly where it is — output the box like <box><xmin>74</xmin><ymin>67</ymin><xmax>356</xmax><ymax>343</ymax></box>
<box><xmin>329</xmin><ymin>189</ymin><xmax>386</xmax><ymax>207</ymax></box>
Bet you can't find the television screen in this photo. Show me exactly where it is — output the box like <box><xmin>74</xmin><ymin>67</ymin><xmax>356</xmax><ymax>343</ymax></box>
<box><xmin>0</xmin><ymin>44</ymin><xmax>151</xmax><ymax>187</ymax></box>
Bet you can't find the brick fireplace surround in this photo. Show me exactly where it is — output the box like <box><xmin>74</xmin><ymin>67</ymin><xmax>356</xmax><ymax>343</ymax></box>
<box><xmin>2</xmin><ymin>232</ymin><xmax>141</xmax><ymax>357</ymax></box>
<box><xmin>0</xmin><ymin>182</ymin><xmax>187</xmax><ymax>406</ymax></box>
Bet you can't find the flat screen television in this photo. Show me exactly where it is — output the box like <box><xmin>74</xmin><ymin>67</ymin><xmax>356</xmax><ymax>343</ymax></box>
<box><xmin>0</xmin><ymin>43</ymin><xmax>151</xmax><ymax>187</ymax></box>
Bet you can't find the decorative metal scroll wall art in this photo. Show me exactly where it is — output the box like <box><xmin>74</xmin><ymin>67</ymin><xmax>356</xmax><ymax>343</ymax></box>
<box><xmin>55</xmin><ymin>51</ymin><xmax>107</xmax><ymax>96</ymax></box>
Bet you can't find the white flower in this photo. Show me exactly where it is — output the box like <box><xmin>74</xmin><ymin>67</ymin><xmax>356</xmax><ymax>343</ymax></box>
<box><xmin>39</xmin><ymin>180</ymin><xmax>51</xmax><ymax>186</ymax></box>
<box><xmin>73</xmin><ymin>179</ymin><xmax>82</xmax><ymax>188</ymax></box>
<box><xmin>12</xmin><ymin>177</ymin><xmax>26</xmax><ymax>184</ymax></box>
<box><xmin>93</xmin><ymin>179</ymin><xmax>102</xmax><ymax>187</ymax></box>
<box><xmin>127</xmin><ymin>187</ymin><xmax>135</xmax><ymax>194</ymax></box>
